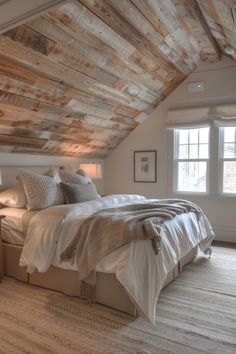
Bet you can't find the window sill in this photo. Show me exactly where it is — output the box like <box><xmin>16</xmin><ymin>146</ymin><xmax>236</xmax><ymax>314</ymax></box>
<box><xmin>172</xmin><ymin>191</ymin><xmax>236</xmax><ymax>199</ymax></box>
<box><xmin>173</xmin><ymin>191</ymin><xmax>209</xmax><ymax>197</ymax></box>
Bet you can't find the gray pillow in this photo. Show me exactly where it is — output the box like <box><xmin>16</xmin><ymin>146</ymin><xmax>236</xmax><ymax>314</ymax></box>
<box><xmin>59</xmin><ymin>170</ymin><xmax>91</xmax><ymax>184</ymax></box>
<box><xmin>76</xmin><ymin>168</ymin><xmax>91</xmax><ymax>181</ymax></box>
<box><xmin>20</xmin><ymin>170</ymin><xmax>65</xmax><ymax>210</ymax></box>
<box><xmin>61</xmin><ymin>182</ymin><xmax>100</xmax><ymax>204</ymax></box>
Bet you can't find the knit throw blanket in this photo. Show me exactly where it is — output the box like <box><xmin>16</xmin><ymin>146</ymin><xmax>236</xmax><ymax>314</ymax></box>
<box><xmin>60</xmin><ymin>199</ymin><xmax>202</xmax><ymax>301</ymax></box>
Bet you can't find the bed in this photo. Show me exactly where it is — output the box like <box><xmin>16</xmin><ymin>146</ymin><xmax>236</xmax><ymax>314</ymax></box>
<box><xmin>0</xmin><ymin>167</ymin><xmax>214</xmax><ymax>324</ymax></box>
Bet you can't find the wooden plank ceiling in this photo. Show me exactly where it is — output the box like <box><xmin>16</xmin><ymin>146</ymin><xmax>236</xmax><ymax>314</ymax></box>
<box><xmin>0</xmin><ymin>0</ymin><xmax>234</xmax><ymax>158</ymax></box>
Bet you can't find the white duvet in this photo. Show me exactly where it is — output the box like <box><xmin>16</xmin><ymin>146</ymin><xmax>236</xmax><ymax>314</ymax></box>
<box><xmin>0</xmin><ymin>207</ymin><xmax>28</xmax><ymax>246</ymax></box>
<box><xmin>20</xmin><ymin>194</ymin><xmax>214</xmax><ymax>324</ymax></box>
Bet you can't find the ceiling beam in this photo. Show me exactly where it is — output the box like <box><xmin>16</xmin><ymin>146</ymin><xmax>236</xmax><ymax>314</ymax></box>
<box><xmin>186</xmin><ymin>0</ymin><xmax>221</xmax><ymax>60</ymax></box>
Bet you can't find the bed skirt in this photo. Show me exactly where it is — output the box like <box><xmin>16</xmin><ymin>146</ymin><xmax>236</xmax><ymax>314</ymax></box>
<box><xmin>2</xmin><ymin>242</ymin><xmax>197</xmax><ymax>317</ymax></box>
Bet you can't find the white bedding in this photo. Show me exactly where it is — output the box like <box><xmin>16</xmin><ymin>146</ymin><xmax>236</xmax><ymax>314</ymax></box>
<box><xmin>0</xmin><ymin>207</ymin><xmax>28</xmax><ymax>246</ymax></box>
<box><xmin>20</xmin><ymin>194</ymin><xmax>214</xmax><ymax>324</ymax></box>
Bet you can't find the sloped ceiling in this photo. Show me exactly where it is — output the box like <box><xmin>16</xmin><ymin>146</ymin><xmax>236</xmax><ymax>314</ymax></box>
<box><xmin>0</xmin><ymin>0</ymin><xmax>234</xmax><ymax>158</ymax></box>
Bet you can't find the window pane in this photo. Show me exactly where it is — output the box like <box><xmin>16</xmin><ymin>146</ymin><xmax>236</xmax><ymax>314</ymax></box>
<box><xmin>223</xmin><ymin>161</ymin><xmax>236</xmax><ymax>193</ymax></box>
<box><xmin>178</xmin><ymin>161</ymin><xmax>207</xmax><ymax>192</ymax></box>
<box><xmin>199</xmin><ymin>144</ymin><xmax>209</xmax><ymax>158</ymax></box>
<box><xmin>224</xmin><ymin>143</ymin><xmax>235</xmax><ymax>158</ymax></box>
<box><xmin>189</xmin><ymin>144</ymin><xmax>198</xmax><ymax>158</ymax></box>
<box><xmin>224</xmin><ymin>127</ymin><xmax>235</xmax><ymax>143</ymax></box>
<box><xmin>189</xmin><ymin>129</ymin><xmax>198</xmax><ymax>144</ymax></box>
<box><xmin>178</xmin><ymin>144</ymin><xmax>188</xmax><ymax>159</ymax></box>
<box><xmin>199</xmin><ymin>127</ymin><xmax>209</xmax><ymax>143</ymax></box>
<box><xmin>178</xmin><ymin>130</ymin><xmax>188</xmax><ymax>144</ymax></box>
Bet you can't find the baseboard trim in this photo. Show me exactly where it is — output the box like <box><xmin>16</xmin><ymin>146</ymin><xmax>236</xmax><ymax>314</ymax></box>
<box><xmin>212</xmin><ymin>240</ymin><xmax>236</xmax><ymax>248</ymax></box>
<box><xmin>213</xmin><ymin>225</ymin><xmax>236</xmax><ymax>243</ymax></box>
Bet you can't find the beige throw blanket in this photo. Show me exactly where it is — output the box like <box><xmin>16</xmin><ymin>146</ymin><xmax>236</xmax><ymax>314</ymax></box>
<box><xmin>60</xmin><ymin>199</ymin><xmax>201</xmax><ymax>299</ymax></box>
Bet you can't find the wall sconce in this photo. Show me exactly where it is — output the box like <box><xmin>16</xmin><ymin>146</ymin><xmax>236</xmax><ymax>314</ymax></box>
<box><xmin>79</xmin><ymin>163</ymin><xmax>103</xmax><ymax>179</ymax></box>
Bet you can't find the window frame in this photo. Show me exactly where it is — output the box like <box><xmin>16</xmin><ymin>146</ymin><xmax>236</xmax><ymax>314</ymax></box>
<box><xmin>173</xmin><ymin>127</ymin><xmax>210</xmax><ymax>195</ymax></box>
<box><xmin>219</xmin><ymin>126</ymin><xmax>236</xmax><ymax>196</ymax></box>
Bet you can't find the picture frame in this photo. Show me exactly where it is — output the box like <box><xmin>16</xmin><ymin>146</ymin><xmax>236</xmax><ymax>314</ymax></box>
<box><xmin>134</xmin><ymin>150</ymin><xmax>157</xmax><ymax>183</ymax></box>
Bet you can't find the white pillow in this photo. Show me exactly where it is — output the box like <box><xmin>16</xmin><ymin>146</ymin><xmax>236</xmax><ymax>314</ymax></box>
<box><xmin>20</xmin><ymin>170</ymin><xmax>65</xmax><ymax>210</ymax></box>
<box><xmin>0</xmin><ymin>186</ymin><xmax>27</xmax><ymax>208</ymax></box>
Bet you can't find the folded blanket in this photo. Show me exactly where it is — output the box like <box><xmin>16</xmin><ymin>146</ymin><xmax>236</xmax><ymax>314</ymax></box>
<box><xmin>60</xmin><ymin>199</ymin><xmax>203</xmax><ymax>300</ymax></box>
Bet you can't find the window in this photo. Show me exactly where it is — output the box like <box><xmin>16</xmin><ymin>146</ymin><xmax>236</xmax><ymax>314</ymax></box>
<box><xmin>220</xmin><ymin>127</ymin><xmax>236</xmax><ymax>194</ymax></box>
<box><xmin>174</xmin><ymin>127</ymin><xmax>209</xmax><ymax>193</ymax></box>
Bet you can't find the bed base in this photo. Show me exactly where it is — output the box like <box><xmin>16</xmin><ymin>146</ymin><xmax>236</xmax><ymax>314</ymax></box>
<box><xmin>2</xmin><ymin>242</ymin><xmax>197</xmax><ymax>317</ymax></box>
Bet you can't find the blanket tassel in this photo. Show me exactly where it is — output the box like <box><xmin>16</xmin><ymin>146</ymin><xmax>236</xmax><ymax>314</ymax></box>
<box><xmin>151</xmin><ymin>237</ymin><xmax>160</xmax><ymax>255</ymax></box>
<box><xmin>60</xmin><ymin>246</ymin><xmax>76</xmax><ymax>264</ymax></box>
<box><xmin>80</xmin><ymin>281</ymin><xmax>96</xmax><ymax>304</ymax></box>
<box><xmin>204</xmin><ymin>247</ymin><xmax>212</xmax><ymax>259</ymax></box>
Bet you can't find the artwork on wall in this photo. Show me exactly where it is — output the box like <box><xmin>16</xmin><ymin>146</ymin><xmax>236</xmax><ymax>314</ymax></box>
<box><xmin>134</xmin><ymin>150</ymin><xmax>157</xmax><ymax>183</ymax></box>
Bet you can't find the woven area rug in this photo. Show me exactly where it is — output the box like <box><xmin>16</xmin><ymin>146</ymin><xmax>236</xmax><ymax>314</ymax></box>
<box><xmin>0</xmin><ymin>245</ymin><xmax>235</xmax><ymax>354</ymax></box>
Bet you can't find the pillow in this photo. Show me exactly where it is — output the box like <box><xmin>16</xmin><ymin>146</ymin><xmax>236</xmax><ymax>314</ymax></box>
<box><xmin>60</xmin><ymin>182</ymin><xmax>100</xmax><ymax>204</ymax></box>
<box><xmin>60</xmin><ymin>170</ymin><xmax>91</xmax><ymax>184</ymax></box>
<box><xmin>0</xmin><ymin>186</ymin><xmax>27</xmax><ymax>208</ymax></box>
<box><xmin>44</xmin><ymin>167</ymin><xmax>62</xmax><ymax>183</ymax></box>
<box><xmin>20</xmin><ymin>170</ymin><xmax>65</xmax><ymax>210</ymax></box>
<box><xmin>76</xmin><ymin>168</ymin><xmax>87</xmax><ymax>176</ymax></box>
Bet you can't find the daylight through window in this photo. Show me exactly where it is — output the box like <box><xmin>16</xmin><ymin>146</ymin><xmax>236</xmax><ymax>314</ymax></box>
<box><xmin>174</xmin><ymin>127</ymin><xmax>209</xmax><ymax>193</ymax></box>
<box><xmin>221</xmin><ymin>127</ymin><xmax>236</xmax><ymax>194</ymax></box>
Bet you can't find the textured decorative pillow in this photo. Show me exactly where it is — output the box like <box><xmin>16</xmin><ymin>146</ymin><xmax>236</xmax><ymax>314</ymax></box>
<box><xmin>60</xmin><ymin>182</ymin><xmax>100</xmax><ymax>204</ymax></box>
<box><xmin>60</xmin><ymin>170</ymin><xmax>91</xmax><ymax>184</ymax></box>
<box><xmin>20</xmin><ymin>170</ymin><xmax>65</xmax><ymax>210</ymax></box>
<box><xmin>0</xmin><ymin>186</ymin><xmax>27</xmax><ymax>208</ymax></box>
<box><xmin>44</xmin><ymin>167</ymin><xmax>62</xmax><ymax>183</ymax></box>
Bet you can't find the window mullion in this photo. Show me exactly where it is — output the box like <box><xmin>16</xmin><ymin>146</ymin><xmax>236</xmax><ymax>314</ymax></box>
<box><xmin>187</xmin><ymin>130</ymin><xmax>189</xmax><ymax>159</ymax></box>
<box><xmin>177</xmin><ymin>158</ymin><xmax>208</xmax><ymax>163</ymax></box>
<box><xmin>198</xmin><ymin>129</ymin><xmax>200</xmax><ymax>159</ymax></box>
<box><xmin>222</xmin><ymin>158</ymin><xmax>236</xmax><ymax>162</ymax></box>
<box><xmin>234</xmin><ymin>128</ymin><xmax>236</xmax><ymax>157</ymax></box>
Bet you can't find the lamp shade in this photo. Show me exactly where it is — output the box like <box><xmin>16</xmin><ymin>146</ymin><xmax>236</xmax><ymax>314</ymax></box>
<box><xmin>79</xmin><ymin>164</ymin><xmax>103</xmax><ymax>179</ymax></box>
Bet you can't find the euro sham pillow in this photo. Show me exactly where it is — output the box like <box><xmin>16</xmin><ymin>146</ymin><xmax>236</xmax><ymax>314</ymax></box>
<box><xmin>20</xmin><ymin>170</ymin><xmax>65</xmax><ymax>210</ymax></box>
<box><xmin>0</xmin><ymin>185</ymin><xmax>27</xmax><ymax>208</ymax></box>
<box><xmin>60</xmin><ymin>182</ymin><xmax>100</xmax><ymax>204</ymax></box>
<box><xmin>60</xmin><ymin>170</ymin><xmax>91</xmax><ymax>184</ymax></box>
<box><xmin>44</xmin><ymin>166</ymin><xmax>62</xmax><ymax>183</ymax></box>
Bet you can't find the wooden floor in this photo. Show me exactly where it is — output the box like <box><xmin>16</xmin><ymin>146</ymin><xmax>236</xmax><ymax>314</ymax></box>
<box><xmin>0</xmin><ymin>245</ymin><xmax>235</xmax><ymax>354</ymax></box>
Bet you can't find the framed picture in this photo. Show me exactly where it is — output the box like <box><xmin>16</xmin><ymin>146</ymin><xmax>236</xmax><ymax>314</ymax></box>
<box><xmin>134</xmin><ymin>150</ymin><xmax>157</xmax><ymax>183</ymax></box>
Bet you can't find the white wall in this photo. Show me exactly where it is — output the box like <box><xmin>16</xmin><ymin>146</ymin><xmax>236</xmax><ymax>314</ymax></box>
<box><xmin>105</xmin><ymin>56</ymin><xmax>236</xmax><ymax>242</ymax></box>
<box><xmin>0</xmin><ymin>152</ymin><xmax>104</xmax><ymax>194</ymax></box>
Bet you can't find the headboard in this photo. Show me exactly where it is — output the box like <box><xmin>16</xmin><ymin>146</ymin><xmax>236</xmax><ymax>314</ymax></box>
<box><xmin>0</xmin><ymin>166</ymin><xmax>63</xmax><ymax>191</ymax></box>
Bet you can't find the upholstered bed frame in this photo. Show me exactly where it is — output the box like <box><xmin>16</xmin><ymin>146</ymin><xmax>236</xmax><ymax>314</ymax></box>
<box><xmin>2</xmin><ymin>242</ymin><xmax>198</xmax><ymax>317</ymax></box>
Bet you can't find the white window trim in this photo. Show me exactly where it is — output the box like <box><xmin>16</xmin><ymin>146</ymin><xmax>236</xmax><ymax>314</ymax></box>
<box><xmin>219</xmin><ymin>127</ymin><xmax>236</xmax><ymax>196</ymax></box>
<box><xmin>173</xmin><ymin>128</ymin><xmax>210</xmax><ymax>195</ymax></box>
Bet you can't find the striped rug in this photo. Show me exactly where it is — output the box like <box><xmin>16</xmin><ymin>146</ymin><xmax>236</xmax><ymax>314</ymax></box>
<box><xmin>0</xmin><ymin>246</ymin><xmax>235</xmax><ymax>354</ymax></box>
